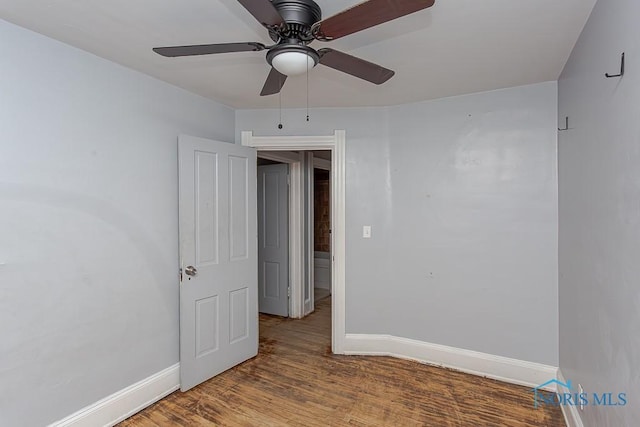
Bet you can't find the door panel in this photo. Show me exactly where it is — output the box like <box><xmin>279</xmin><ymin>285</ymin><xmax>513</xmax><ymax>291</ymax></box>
<box><xmin>195</xmin><ymin>296</ymin><xmax>219</xmax><ymax>357</ymax></box>
<box><xmin>264</xmin><ymin>262</ymin><xmax>280</xmax><ymax>297</ymax></box>
<box><xmin>229</xmin><ymin>287</ymin><xmax>249</xmax><ymax>343</ymax></box>
<box><xmin>179</xmin><ymin>135</ymin><xmax>257</xmax><ymax>392</ymax></box>
<box><xmin>229</xmin><ymin>155</ymin><xmax>249</xmax><ymax>261</ymax></box>
<box><xmin>195</xmin><ymin>151</ymin><xmax>219</xmax><ymax>266</ymax></box>
<box><xmin>258</xmin><ymin>164</ymin><xmax>289</xmax><ymax>316</ymax></box>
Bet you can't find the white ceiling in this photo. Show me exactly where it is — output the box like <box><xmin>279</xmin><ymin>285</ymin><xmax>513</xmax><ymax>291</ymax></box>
<box><xmin>0</xmin><ymin>0</ymin><xmax>596</xmax><ymax>109</ymax></box>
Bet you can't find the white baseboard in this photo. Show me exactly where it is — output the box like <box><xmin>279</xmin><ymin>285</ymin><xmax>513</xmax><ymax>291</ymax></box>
<box><xmin>48</xmin><ymin>339</ymin><xmax>559</xmax><ymax>426</ymax></box>
<box><xmin>49</xmin><ymin>364</ymin><xmax>180</xmax><ymax>427</ymax></box>
<box><xmin>343</xmin><ymin>334</ymin><xmax>558</xmax><ymax>391</ymax></box>
<box><xmin>557</xmin><ymin>369</ymin><xmax>584</xmax><ymax>427</ymax></box>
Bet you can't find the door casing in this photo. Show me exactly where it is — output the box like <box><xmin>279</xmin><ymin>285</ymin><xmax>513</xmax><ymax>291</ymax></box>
<box><xmin>242</xmin><ymin>130</ymin><xmax>346</xmax><ymax>354</ymax></box>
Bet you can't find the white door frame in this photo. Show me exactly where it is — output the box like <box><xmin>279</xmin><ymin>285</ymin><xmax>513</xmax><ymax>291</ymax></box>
<box><xmin>243</xmin><ymin>130</ymin><xmax>346</xmax><ymax>354</ymax></box>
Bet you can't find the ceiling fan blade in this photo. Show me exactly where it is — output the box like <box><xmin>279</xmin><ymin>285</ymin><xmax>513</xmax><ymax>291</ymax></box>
<box><xmin>318</xmin><ymin>48</ymin><xmax>394</xmax><ymax>84</ymax></box>
<box><xmin>312</xmin><ymin>0</ymin><xmax>435</xmax><ymax>41</ymax></box>
<box><xmin>260</xmin><ymin>68</ymin><xmax>287</xmax><ymax>96</ymax></box>
<box><xmin>237</xmin><ymin>0</ymin><xmax>285</xmax><ymax>29</ymax></box>
<box><xmin>153</xmin><ymin>42</ymin><xmax>266</xmax><ymax>57</ymax></box>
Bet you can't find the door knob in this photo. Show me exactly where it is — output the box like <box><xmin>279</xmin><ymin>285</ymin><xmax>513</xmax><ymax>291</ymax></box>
<box><xmin>184</xmin><ymin>265</ymin><xmax>197</xmax><ymax>277</ymax></box>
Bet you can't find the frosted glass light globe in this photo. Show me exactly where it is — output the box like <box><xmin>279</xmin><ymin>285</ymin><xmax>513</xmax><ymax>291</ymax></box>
<box><xmin>272</xmin><ymin>51</ymin><xmax>315</xmax><ymax>76</ymax></box>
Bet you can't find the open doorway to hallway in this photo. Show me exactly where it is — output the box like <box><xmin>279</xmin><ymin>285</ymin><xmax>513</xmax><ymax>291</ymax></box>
<box><xmin>256</xmin><ymin>150</ymin><xmax>332</xmax><ymax>319</ymax></box>
<box><xmin>242</xmin><ymin>130</ymin><xmax>346</xmax><ymax>355</ymax></box>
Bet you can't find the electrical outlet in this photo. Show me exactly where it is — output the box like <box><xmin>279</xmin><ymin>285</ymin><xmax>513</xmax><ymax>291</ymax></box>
<box><xmin>579</xmin><ymin>384</ymin><xmax>584</xmax><ymax>410</ymax></box>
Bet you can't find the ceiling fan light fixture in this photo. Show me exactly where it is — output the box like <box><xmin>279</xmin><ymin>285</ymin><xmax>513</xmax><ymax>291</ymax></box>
<box><xmin>267</xmin><ymin>44</ymin><xmax>319</xmax><ymax>77</ymax></box>
<box><xmin>272</xmin><ymin>51</ymin><xmax>315</xmax><ymax>76</ymax></box>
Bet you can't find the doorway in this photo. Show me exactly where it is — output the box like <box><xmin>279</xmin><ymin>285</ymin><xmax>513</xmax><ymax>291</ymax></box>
<box><xmin>256</xmin><ymin>152</ymin><xmax>332</xmax><ymax>317</ymax></box>
<box><xmin>242</xmin><ymin>131</ymin><xmax>346</xmax><ymax>354</ymax></box>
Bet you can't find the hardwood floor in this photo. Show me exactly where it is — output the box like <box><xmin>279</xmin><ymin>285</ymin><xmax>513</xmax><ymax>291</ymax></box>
<box><xmin>314</xmin><ymin>287</ymin><xmax>331</xmax><ymax>302</ymax></box>
<box><xmin>119</xmin><ymin>299</ymin><xmax>565</xmax><ymax>426</ymax></box>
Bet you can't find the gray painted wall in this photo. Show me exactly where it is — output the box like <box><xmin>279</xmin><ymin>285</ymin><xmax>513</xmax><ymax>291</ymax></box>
<box><xmin>0</xmin><ymin>20</ymin><xmax>235</xmax><ymax>426</ymax></box>
<box><xmin>237</xmin><ymin>81</ymin><xmax>559</xmax><ymax>365</ymax></box>
<box><xmin>558</xmin><ymin>0</ymin><xmax>640</xmax><ymax>425</ymax></box>
<box><xmin>0</xmin><ymin>17</ymin><xmax>562</xmax><ymax>425</ymax></box>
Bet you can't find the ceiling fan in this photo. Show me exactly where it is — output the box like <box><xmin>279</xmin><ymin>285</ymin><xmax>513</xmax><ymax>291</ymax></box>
<box><xmin>153</xmin><ymin>0</ymin><xmax>435</xmax><ymax>96</ymax></box>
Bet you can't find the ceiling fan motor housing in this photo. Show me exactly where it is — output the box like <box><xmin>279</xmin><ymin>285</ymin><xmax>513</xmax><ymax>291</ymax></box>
<box><xmin>268</xmin><ymin>0</ymin><xmax>322</xmax><ymax>42</ymax></box>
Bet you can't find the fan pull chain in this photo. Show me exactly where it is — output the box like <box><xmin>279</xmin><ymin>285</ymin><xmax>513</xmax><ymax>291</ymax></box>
<box><xmin>278</xmin><ymin>75</ymin><xmax>283</xmax><ymax>129</ymax></box>
<box><xmin>306</xmin><ymin>62</ymin><xmax>310</xmax><ymax>122</ymax></box>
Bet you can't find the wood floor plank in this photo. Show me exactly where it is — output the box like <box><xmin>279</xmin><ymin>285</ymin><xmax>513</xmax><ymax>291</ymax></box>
<box><xmin>119</xmin><ymin>299</ymin><xmax>565</xmax><ymax>426</ymax></box>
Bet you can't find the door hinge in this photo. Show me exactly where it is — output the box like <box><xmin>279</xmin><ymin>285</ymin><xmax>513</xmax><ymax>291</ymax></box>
<box><xmin>288</xmin><ymin>286</ymin><xmax>290</xmax><ymax>298</ymax></box>
<box><xmin>287</xmin><ymin>174</ymin><xmax>290</xmax><ymax>186</ymax></box>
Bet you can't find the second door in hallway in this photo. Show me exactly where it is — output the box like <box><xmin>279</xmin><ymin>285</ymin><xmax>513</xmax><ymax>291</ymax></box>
<box><xmin>258</xmin><ymin>163</ymin><xmax>289</xmax><ymax>316</ymax></box>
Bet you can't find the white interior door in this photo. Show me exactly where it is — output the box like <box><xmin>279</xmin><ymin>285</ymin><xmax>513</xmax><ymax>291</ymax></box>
<box><xmin>257</xmin><ymin>164</ymin><xmax>289</xmax><ymax>316</ymax></box>
<box><xmin>178</xmin><ymin>135</ymin><xmax>257</xmax><ymax>392</ymax></box>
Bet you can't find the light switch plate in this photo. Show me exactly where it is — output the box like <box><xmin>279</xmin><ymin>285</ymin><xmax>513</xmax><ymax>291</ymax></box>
<box><xmin>363</xmin><ymin>225</ymin><xmax>371</xmax><ymax>238</ymax></box>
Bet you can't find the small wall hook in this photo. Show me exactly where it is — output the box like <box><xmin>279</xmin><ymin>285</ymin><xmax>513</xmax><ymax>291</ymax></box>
<box><xmin>605</xmin><ymin>52</ymin><xmax>625</xmax><ymax>78</ymax></box>
<box><xmin>558</xmin><ymin>116</ymin><xmax>569</xmax><ymax>131</ymax></box>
